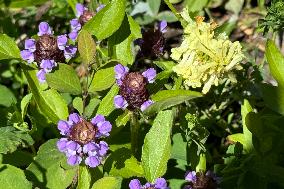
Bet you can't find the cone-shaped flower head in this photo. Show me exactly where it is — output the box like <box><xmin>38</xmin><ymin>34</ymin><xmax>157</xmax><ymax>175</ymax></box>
<box><xmin>113</xmin><ymin>64</ymin><xmax>156</xmax><ymax>111</ymax></box>
<box><xmin>129</xmin><ymin>178</ymin><xmax>169</xmax><ymax>189</ymax></box>
<box><xmin>184</xmin><ymin>170</ymin><xmax>221</xmax><ymax>189</ymax></box>
<box><xmin>57</xmin><ymin>113</ymin><xmax>112</xmax><ymax>167</ymax></box>
<box><xmin>171</xmin><ymin>9</ymin><xmax>244</xmax><ymax>94</ymax></box>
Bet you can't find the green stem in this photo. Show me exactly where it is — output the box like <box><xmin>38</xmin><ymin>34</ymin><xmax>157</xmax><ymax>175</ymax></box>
<box><xmin>163</xmin><ymin>0</ymin><xmax>186</xmax><ymax>27</ymax></box>
<box><xmin>130</xmin><ymin>112</ymin><xmax>140</xmax><ymax>158</ymax></box>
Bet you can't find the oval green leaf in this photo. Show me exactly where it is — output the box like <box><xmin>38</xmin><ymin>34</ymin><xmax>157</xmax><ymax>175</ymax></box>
<box><xmin>0</xmin><ymin>34</ymin><xmax>20</xmax><ymax>60</ymax></box>
<box><xmin>91</xmin><ymin>176</ymin><xmax>122</xmax><ymax>189</ymax></box>
<box><xmin>89</xmin><ymin>67</ymin><xmax>115</xmax><ymax>92</ymax></box>
<box><xmin>78</xmin><ymin>30</ymin><xmax>96</xmax><ymax>64</ymax></box>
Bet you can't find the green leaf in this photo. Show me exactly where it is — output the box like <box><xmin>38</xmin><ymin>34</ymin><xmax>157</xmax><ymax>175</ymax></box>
<box><xmin>148</xmin><ymin>0</ymin><xmax>161</xmax><ymax>15</ymax></box>
<box><xmin>0</xmin><ymin>127</ymin><xmax>34</xmax><ymax>154</ymax></box>
<box><xmin>171</xmin><ymin>133</ymin><xmax>187</xmax><ymax>161</ymax></box>
<box><xmin>157</xmin><ymin>11</ymin><xmax>178</xmax><ymax>22</ymax></box>
<box><xmin>78</xmin><ymin>30</ymin><xmax>96</xmax><ymax>64</ymax></box>
<box><xmin>46</xmin><ymin>63</ymin><xmax>82</xmax><ymax>95</ymax></box>
<box><xmin>265</xmin><ymin>40</ymin><xmax>284</xmax><ymax>87</ymax></box>
<box><xmin>26</xmin><ymin>139</ymin><xmax>77</xmax><ymax>189</ymax></box>
<box><xmin>91</xmin><ymin>176</ymin><xmax>122</xmax><ymax>189</ymax></box>
<box><xmin>144</xmin><ymin>90</ymin><xmax>202</xmax><ymax>115</ymax></box>
<box><xmin>21</xmin><ymin>93</ymin><xmax>32</xmax><ymax>118</ymax></box>
<box><xmin>261</xmin><ymin>84</ymin><xmax>284</xmax><ymax>115</ymax></box>
<box><xmin>115</xmin><ymin>111</ymin><xmax>131</xmax><ymax>127</ymax></box>
<box><xmin>0</xmin><ymin>84</ymin><xmax>16</xmax><ymax>107</ymax></box>
<box><xmin>142</xmin><ymin>110</ymin><xmax>174</xmax><ymax>182</ymax></box>
<box><xmin>105</xmin><ymin>148</ymin><xmax>144</xmax><ymax>178</ymax></box>
<box><xmin>0</xmin><ymin>0</ymin><xmax>48</xmax><ymax>8</ymax></box>
<box><xmin>0</xmin><ymin>164</ymin><xmax>32</xmax><ymax>189</ymax></box>
<box><xmin>185</xmin><ymin>0</ymin><xmax>208</xmax><ymax>12</ymax></box>
<box><xmin>84</xmin><ymin>98</ymin><xmax>101</xmax><ymax>118</ymax></box>
<box><xmin>0</xmin><ymin>34</ymin><xmax>20</xmax><ymax>60</ymax></box>
<box><xmin>89</xmin><ymin>67</ymin><xmax>115</xmax><ymax>92</ymax></box>
<box><xmin>23</xmin><ymin>68</ymin><xmax>66</xmax><ymax>123</ymax></box>
<box><xmin>97</xmin><ymin>85</ymin><xmax>119</xmax><ymax>116</ymax></box>
<box><xmin>241</xmin><ymin>99</ymin><xmax>253</xmax><ymax>152</ymax></box>
<box><xmin>83</xmin><ymin>0</ymin><xmax>126</xmax><ymax>40</ymax></box>
<box><xmin>73</xmin><ymin>97</ymin><xmax>83</xmax><ymax>115</ymax></box>
<box><xmin>77</xmin><ymin>165</ymin><xmax>91</xmax><ymax>189</ymax></box>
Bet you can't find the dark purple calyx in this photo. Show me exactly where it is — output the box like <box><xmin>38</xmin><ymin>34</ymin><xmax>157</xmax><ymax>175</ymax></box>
<box><xmin>34</xmin><ymin>34</ymin><xmax>65</xmax><ymax>64</ymax></box>
<box><xmin>192</xmin><ymin>173</ymin><xmax>218</xmax><ymax>189</ymax></box>
<box><xmin>69</xmin><ymin>119</ymin><xmax>97</xmax><ymax>145</ymax></box>
<box><xmin>119</xmin><ymin>72</ymin><xmax>149</xmax><ymax>110</ymax></box>
<box><xmin>79</xmin><ymin>10</ymin><xmax>95</xmax><ymax>25</ymax></box>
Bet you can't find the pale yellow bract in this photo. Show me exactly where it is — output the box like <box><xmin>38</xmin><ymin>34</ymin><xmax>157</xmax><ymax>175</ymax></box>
<box><xmin>171</xmin><ymin>9</ymin><xmax>244</xmax><ymax>94</ymax></box>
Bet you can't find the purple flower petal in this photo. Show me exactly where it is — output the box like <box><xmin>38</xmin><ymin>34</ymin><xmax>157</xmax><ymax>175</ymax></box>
<box><xmin>66</xmin><ymin>141</ymin><xmax>81</xmax><ymax>152</ymax></box>
<box><xmin>96</xmin><ymin>4</ymin><xmax>105</xmax><ymax>12</ymax></box>
<box><xmin>154</xmin><ymin>178</ymin><xmax>168</xmax><ymax>189</ymax></box>
<box><xmin>57</xmin><ymin>138</ymin><xmax>68</xmax><ymax>152</ymax></box>
<box><xmin>91</xmin><ymin>114</ymin><xmax>105</xmax><ymax>126</ymax></box>
<box><xmin>36</xmin><ymin>69</ymin><xmax>46</xmax><ymax>83</ymax></box>
<box><xmin>68</xmin><ymin>113</ymin><xmax>81</xmax><ymax>124</ymax></box>
<box><xmin>185</xmin><ymin>171</ymin><xmax>197</xmax><ymax>182</ymax></box>
<box><xmin>70</xmin><ymin>19</ymin><xmax>81</xmax><ymax>31</ymax></box>
<box><xmin>76</xmin><ymin>3</ymin><xmax>85</xmax><ymax>17</ymax></box>
<box><xmin>98</xmin><ymin>141</ymin><xmax>109</xmax><ymax>156</ymax></box>
<box><xmin>69</xmin><ymin>31</ymin><xmax>78</xmax><ymax>41</ymax></box>
<box><xmin>40</xmin><ymin>59</ymin><xmax>56</xmax><ymax>72</ymax></box>
<box><xmin>64</xmin><ymin>45</ymin><xmax>77</xmax><ymax>59</ymax></box>
<box><xmin>144</xmin><ymin>183</ymin><xmax>151</xmax><ymax>188</ymax></box>
<box><xmin>114</xmin><ymin>95</ymin><xmax>128</xmax><ymax>109</ymax></box>
<box><xmin>67</xmin><ymin>155</ymin><xmax>82</xmax><ymax>166</ymax></box>
<box><xmin>140</xmin><ymin>100</ymin><xmax>154</xmax><ymax>112</ymax></box>
<box><xmin>114</xmin><ymin>64</ymin><xmax>129</xmax><ymax>80</ymax></box>
<box><xmin>57</xmin><ymin>35</ymin><xmax>68</xmax><ymax>50</ymax></box>
<box><xmin>129</xmin><ymin>179</ymin><xmax>142</xmax><ymax>189</ymax></box>
<box><xmin>97</xmin><ymin>121</ymin><xmax>112</xmax><ymax>137</ymax></box>
<box><xmin>159</xmin><ymin>20</ymin><xmax>167</xmax><ymax>33</ymax></box>
<box><xmin>38</xmin><ymin>22</ymin><xmax>52</xmax><ymax>36</ymax></box>
<box><xmin>24</xmin><ymin>39</ymin><xmax>36</xmax><ymax>52</ymax></box>
<box><xmin>142</xmin><ymin>68</ymin><xmax>156</xmax><ymax>83</ymax></box>
<box><xmin>83</xmin><ymin>142</ymin><xmax>97</xmax><ymax>154</ymax></box>
<box><xmin>85</xmin><ymin>155</ymin><xmax>100</xmax><ymax>168</ymax></box>
<box><xmin>58</xmin><ymin>120</ymin><xmax>71</xmax><ymax>135</ymax></box>
<box><xmin>20</xmin><ymin>50</ymin><xmax>34</xmax><ymax>63</ymax></box>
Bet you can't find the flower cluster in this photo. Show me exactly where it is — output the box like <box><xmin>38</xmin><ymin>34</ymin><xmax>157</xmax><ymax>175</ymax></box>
<box><xmin>129</xmin><ymin>178</ymin><xmax>169</xmax><ymax>189</ymax></box>
<box><xmin>136</xmin><ymin>21</ymin><xmax>167</xmax><ymax>58</ymax></box>
<box><xmin>184</xmin><ymin>170</ymin><xmax>220</xmax><ymax>189</ymax></box>
<box><xmin>113</xmin><ymin>64</ymin><xmax>156</xmax><ymax>111</ymax></box>
<box><xmin>69</xmin><ymin>3</ymin><xmax>105</xmax><ymax>41</ymax></box>
<box><xmin>20</xmin><ymin>22</ymin><xmax>77</xmax><ymax>82</ymax></box>
<box><xmin>171</xmin><ymin>9</ymin><xmax>244</xmax><ymax>94</ymax></box>
<box><xmin>56</xmin><ymin>113</ymin><xmax>112</xmax><ymax>167</ymax></box>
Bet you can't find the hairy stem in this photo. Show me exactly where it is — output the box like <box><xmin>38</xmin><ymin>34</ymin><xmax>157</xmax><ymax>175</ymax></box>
<box><xmin>163</xmin><ymin>0</ymin><xmax>186</xmax><ymax>26</ymax></box>
<box><xmin>130</xmin><ymin>112</ymin><xmax>140</xmax><ymax>159</ymax></box>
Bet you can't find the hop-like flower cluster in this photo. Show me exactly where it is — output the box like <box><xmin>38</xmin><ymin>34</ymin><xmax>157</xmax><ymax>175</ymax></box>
<box><xmin>69</xmin><ymin>3</ymin><xmax>105</xmax><ymax>41</ymax></box>
<box><xmin>57</xmin><ymin>113</ymin><xmax>112</xmax><ymax>167</ymax></box>
<box><xmin>129</xmin><ymin>178</ymin><xmax>169</xmax><ymax>189</ymax></box>
<box><xmin>113</xmin><ymin>64</ymin><xmax>156</xmax><ymax>111</ymax></box>
<box><xmin>184</xmin><ymin>170</ymin><xmax>220</xmax><ymax>189</ymax></box>
<box><xmin>20</xmin><ymin>22</ymin><xmax>77</xmax><ymax>82</ymax></box>
<box><xmin>171</xmin><ymin>10</ymin><xmax>244</xmax><ymax>94</ymax></box>
<box><xmin>136</xmin><ymin>21</ymin><xmax>167</xmax><ymax>58</ymax></box>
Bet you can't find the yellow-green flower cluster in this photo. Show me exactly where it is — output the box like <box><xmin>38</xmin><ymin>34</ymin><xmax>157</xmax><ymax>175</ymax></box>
<box><xmin>171</xmin><ymin>10</ymin><xmax>244</xmax><ymax>94</ymax></box>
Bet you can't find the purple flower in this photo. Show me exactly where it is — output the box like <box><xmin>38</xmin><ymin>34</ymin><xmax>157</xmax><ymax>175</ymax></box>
<box><xmin>96</xmin><ymin>4</ymin><xmax>105</xmax><ymax>12</ymax></box>
<box><xmin>185</xmin><ymin>171</ymin><xmax>197</xmax><ymax>182</ymax></box>
<box><xmin>76</xmin><ymin>3</ymin><xmax>85</xmax><ymax>17</ymax></box>
<box><xmin>38</xmin><ymin>22</ymin><xmax>52</xmax><ymax>36</ymax></box>
<box><xmin>20</xmin><ymin>50</ymin><xmax>34</xmax><ymax>63</ymax></box>
<box><xmin>40</xmin><ymin>59</ymin><xmax>56</xmax><ymax>72</ymax></box>
<box><xmin>70</xmin><ymin>19</ymin><xmax>81</xmax><ymax>31</ymax></box>
<box><xmin>129</xmin><ymin>179</ymin><xmax>142</xmax><ymax>189</ymax></box>
<box><xmin>114</xmin><ymin>95</ymin><xmax>128</xmax><ymax>109</ymax></box>
<box><xmin>114</xmin><ymin>64</ymin><xmax>129</xmax><ymax>85</ymax></box>
<box><xmin>129</xmin><ymin>178</ymin><xmax>169</xmax><ymax>189</ymax></box>
<box><xmin>142</xmin><ymin>68</ymin><xmax>157</xmax><ymax>83</ymax></box>
<box><xmin>36</xmin><ymin>69</ymin><xmax>46</xmax><ymax>83</ymax></box>
<box><xmin>64</xmin><ymin>45</ymin><xmax>77</xmax><ymax>59</ymax></box>
<box><xmin>57</xmin><ymin>35</ymin><xmax>68</xmax><ymax>50</ymax></box>
<box><xmin>24</xmin><ymin>39</ymin><xmax>36</xmax><ymax>52</ymax></box>
<box><xmin>159</xmin><ymin>20</ymin><xmax>167</xmax><ymax>33</ymax></box>
<box><xmin>155</xmin><ymin>178</ymin><xmax>168</xmax><ymax>189</ymax></box>
<box><xmin>140</xmin><ymin>100</ymin><xmax>154</xmax><ymax>111</ymax></box>
<box><xmin>68</xmin><ymin>31</ymin><xmax>78</xmax><ymax>41</ymax></box>
<box><xmin>57</xmin><ymin>113</ymin><xmax>111</xmax><ymax>167</ymax></box>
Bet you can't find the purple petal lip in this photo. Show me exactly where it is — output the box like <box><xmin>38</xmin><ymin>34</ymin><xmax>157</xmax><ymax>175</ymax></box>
<box><xmin>24</xmin><ymin>39</ymin><xmax>36</xmax><ymax>52</ymax></box>
<box><xmin>76</xmin><ymin>3</ymin><xmax>85</xmax><ymax>17</ymax></box>
<box><xmin>91</xmin><ymin>114</ymin><xmax>105</xmax><ymax>125</ymax></box>
<box><xmin>36</xmin><ymin>69</ymin><xmax>46</xmax><ymax>83</ymax></box>
<box><xmin>97</xmin><ymin>121</ymin><xmax>112</xmax><ymax>137</ymax></box>
<box><xmin>114</xmin><ymin>64</ymin><xmax>129</xmax><ymax>80</ymax></box>
<box><xmin>140</xmin><ymin>100</ymin><xmax>154</xmax><ymax>112</ymax></box>
<box><xmin>129</xmin><ymin>179</ymin><xmax>142</xmax><ymax>189</ymax></box>
<box><xmin>159</xmin><ymin>20</ymin><xmax>167</xmax><ymax>33</ymax></box>
<box><xmin>98</xmin><ymin>141</ymin><xmax>108</xmax><ymax>156</ymax></box>
<box><xmin>68</xmin><ymin>113</ymin><xmax>81</xmax><ymax>124</ymax></box>
<box><xmin>114</xmin><ymin>95</ymin><xmax>128</xmax><ymax>109</ymax></box>
<box><xmin>67</xmin><ymin>155</ymin><xmax>82</xmax><ymax>166</ymax></box>
<box><xmin>38</xmin><ymin>22</ymin><xmax>52</xmax><ymax>36</ymax></box>
<box><xmin>40</xmin><ymin>59</ymin><xmax>56</xmax><ymax>72</ymax></box>
<box><xmin>58</xmin><ymin>120</ymin><xmax>71</xmax><ymax>135</ymax></box>
<box><xmin>57</xmin><ymin>35</ymin><xmax>68</xmax><ymax>50</ymax></box>
<box><xmin>83</xmin><ymin>142</ymin><xmax>97</xmax><ymax>154</ymax></box>
<box><xmin>142</xmin><ymin>68</ymin><xmax>156</xmax><ymax>83</ymax></box>
<box><xmin>96</xmin><ymin>4</ymin><xmax>105</xmax><ymax>12</ymax></box>
<box><xmin>185</xmin><ymin>171</ymin><xmax>197</xmax><ymax>182</ymax></box>
<box><xmin>154</xmin><ymin>178</ymin><xmax>168</xmax><ymax>188</ymax></box>
<box><xmin>57</xmin><ymin>138</ymin><xmax>68</xmax><ymax>152</ymax></box>
<box><xmin>20</xmin><ymin>50</ymin><xmax>34</xmax><ymax>63</ymax></box>
<box><xmin>85</xmin><ymin>155</ymin><xmax>100</xmax><ymax>167</ymax></box>
<box><xmin>68</xmin><ymin>31</ymin><xmax>78</xmax><ymax>41</ymax></box>
<box><xmin>64</xmin><ymin>45</ymin><xmax>77</xmax><ymax>59</ymax></box>
<box><xmin>70</xmin><ymin>19</ymin><xmax>81</xmax><ymax>31</ymax></box>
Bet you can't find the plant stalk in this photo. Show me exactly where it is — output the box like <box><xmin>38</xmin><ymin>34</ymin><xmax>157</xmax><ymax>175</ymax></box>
<box><xmin>130</xmin><ymin>112</ymin><xmax>140</xmax><ymax>158</ymax></box>
<box><xmin>163</xmin><ymin>0</ymin><xmax>186</xmax><ymax>26</ymax></box>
